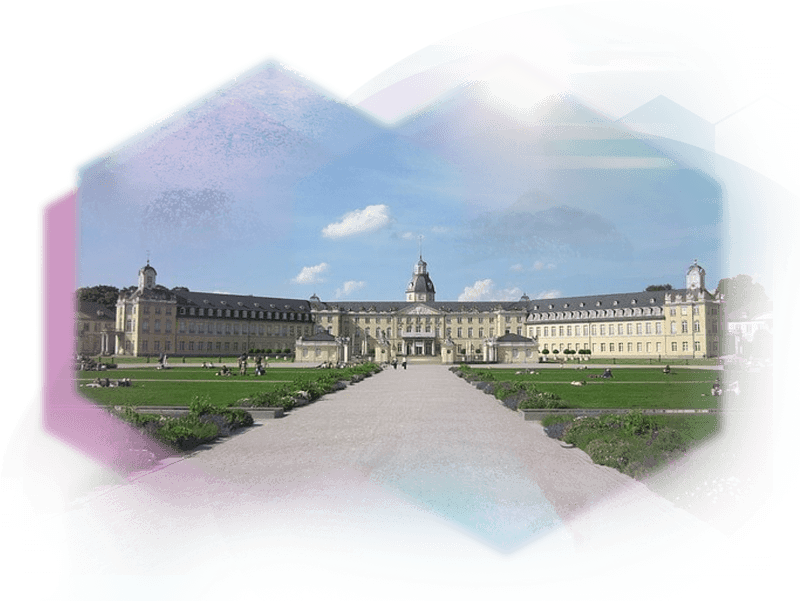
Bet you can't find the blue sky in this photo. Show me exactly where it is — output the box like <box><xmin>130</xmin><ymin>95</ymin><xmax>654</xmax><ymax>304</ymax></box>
<box><xmin>74</xmin><ymin>2</ymin><xmax>794</xmax><ymax>306</ymax></box>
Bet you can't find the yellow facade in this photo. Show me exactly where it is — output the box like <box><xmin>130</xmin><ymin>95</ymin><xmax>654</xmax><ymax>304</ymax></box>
<box><xmin>108</xmin><ymin>259</ymin><xmax>722</xmax><ymax>363</ymax></box>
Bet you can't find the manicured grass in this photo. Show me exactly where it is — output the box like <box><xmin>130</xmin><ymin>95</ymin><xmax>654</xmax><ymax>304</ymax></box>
<box><xmin>78</xmin><ymin>380</ymin><xmax>286</xmax><ymax>407</ymax></box>
<box><xmin>467</xmin><ymin>367</ymin><xmax>720</xmax><ymax>409</ymax></box>
<box><xmin>78</xmin><ymin>367</ymin><xmax>300</xmax><ymax>382</ymax></box>
<box><xmin>476</xmin><ymin>367</ymin><xmax>718</xmax><ymax>383</ymax></box>
<box><xmin>96</xmin><ymin>355</ymin><xmax>295</xmax><ymax>365</ymax></box>
<box><xmin>77</xmin><ymin>364</ymin><xmax>380</xmax><ymax>407</ymax></box>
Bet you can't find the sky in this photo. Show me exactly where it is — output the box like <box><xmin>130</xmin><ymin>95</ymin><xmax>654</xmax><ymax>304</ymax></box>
<box><xmin>71</xmin><ymin>1</ymin><xmax>795</xmax><ymax>305</ymax></box>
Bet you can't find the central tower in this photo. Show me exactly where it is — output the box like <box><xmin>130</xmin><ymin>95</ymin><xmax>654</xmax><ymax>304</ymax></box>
<box><xmin>406</xmin><ymin>255</ymin><xmax>436</xmax><ymax>302</ymax></box>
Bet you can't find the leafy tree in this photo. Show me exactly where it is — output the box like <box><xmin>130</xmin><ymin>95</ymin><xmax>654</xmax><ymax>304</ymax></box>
<box><xmin>77</xmin><ymin>285</ymin><xmax>120</xmax><ymax>311</ymax></box>
<box><xmin>715</xmin><ymin>275</ymin><xmax>771</xmax><ymax>317</ymax></box>
<box><xmin>747</xmin><ymin>329</ymin><xmax>772</xmax><ymax>358</ymax></box>
<box><xmin>646</xmin><ymin>284</ymin><xmax>673</xmax><ymax>291</ymax></box>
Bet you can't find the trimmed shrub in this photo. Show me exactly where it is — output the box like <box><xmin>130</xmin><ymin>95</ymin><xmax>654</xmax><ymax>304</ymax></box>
<box><xmin>156</xmin><ymin>414</ymin><xmax>219</xmax><ymax>450</ymax></box>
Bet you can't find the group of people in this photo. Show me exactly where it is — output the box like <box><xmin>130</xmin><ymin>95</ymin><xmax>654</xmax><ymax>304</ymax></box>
<box><xmin>390</xmin><ymin>357</ymin><xmax>407</xmax><ymax>370</ymax></box>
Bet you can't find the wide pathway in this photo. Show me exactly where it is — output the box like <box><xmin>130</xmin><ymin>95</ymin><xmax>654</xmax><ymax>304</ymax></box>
<box><xmin>45</xmin><ymin>365</ymin><xmax>733</xmax><ymax>595</ymax></box>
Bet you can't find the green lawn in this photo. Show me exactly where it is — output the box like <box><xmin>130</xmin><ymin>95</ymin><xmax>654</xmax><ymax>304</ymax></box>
<box><xmin>466</xmin><ymin>367</ymin><xmax>721</xmax><ymax>409</ymax></box>
<box><xmin>77</xmin><ymin>380</ymin><xmax>288</xmax><ymax>407</ymax></box>
<box><xmin>77</xmin><ymin>366</ymin><xmax>338</xmax><ymax>407</ymax></box>
<box><xmin>481</xmin><ymin>367</ymin><xmax>718</xmax><ymax>384</ymax></box>
<box><xmin>78</xmin><ymin>367</ymin><xmax>300</xmax><ymax>382</ymax></box>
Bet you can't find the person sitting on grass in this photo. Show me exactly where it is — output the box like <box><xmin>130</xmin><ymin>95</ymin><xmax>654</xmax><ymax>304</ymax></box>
<box><xmin>663</xmin><ymin>364</ymin><xmax>671</xmax><ymax>374</ymax></box>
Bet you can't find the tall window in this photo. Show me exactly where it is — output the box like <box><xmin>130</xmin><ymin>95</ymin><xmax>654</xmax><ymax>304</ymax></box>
<box><xmin>681</xmin><ymin>321</ymin><xmax>688</xmax><ymax>334</ymax></box>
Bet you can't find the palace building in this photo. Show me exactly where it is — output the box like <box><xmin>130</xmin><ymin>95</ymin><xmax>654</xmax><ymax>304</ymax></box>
<box><xmin>110</xmin><ymin>258</ymin><xmax>723</xmax><ymax>364</ymax></box>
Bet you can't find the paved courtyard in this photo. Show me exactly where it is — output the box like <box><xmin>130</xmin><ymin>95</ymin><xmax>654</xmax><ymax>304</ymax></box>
<box><xmin>9</xmin><ymin>363</ymin><xmax>769</xmax><ymax>597</ymax></box>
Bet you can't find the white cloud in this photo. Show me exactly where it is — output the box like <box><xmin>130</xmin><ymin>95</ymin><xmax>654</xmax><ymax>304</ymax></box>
<box><xmin>292</xmin><ymin>263</ymin><xmax>329</xmax><ymax>284</ymax></box>
<box><xmin>534</xmin><ymin>289</ymin><xmax>561</xmax><ymax>299</ymax></box>
<box><xmin>322</xmin><ymin>204</ymin><xmax>391</xmax><ymax>239</ymax></box>
<box><xmin>335</xmin><ymin>280</ymin><xmax>366</xmax><ymax>298</ymax></box>
<box><xmin>401</xmin><ymin>231</ymin><xmax>416</xmax><ymax>240</ymax></box>
<box><xmin>510</xmin><ymin>263</ymin><xmax>524</xmax><ymax>272</ymax></box>
<box><xmin>458</xmin><ymin>279</ymin><xmax>524</xmax><ymax>302</ymax></box>
<box><xmin>431</xmin><ymin>226</ymin><xmax>449</xmax><ymax>234</ymax></box>
<box><xmin>533</xmin><ymin>261</ymin><xmax>556</xmax><ymax>270</ymax></box>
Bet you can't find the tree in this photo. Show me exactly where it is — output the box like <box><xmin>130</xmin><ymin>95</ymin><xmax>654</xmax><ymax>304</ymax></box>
<box><xmin>77</xmin><ymin>285</ymin><xmax>120</xmax><ymax>311</ymax></box>
<box><xmin>646</xmin><ymin>284</ymin><xmax>673</xmax><ymax>291</ymax></box>
<box><xmin>747</xmin><ymin>329</ymin><xmax>772</xmax><ymax>359</ymax></box>
<box><xmin>715</xmin><ymin>275</ymin><xmax>771</xmax><ymax>317</ymax></box>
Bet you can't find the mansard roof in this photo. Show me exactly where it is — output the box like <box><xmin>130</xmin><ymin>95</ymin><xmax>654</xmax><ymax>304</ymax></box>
<box><xmin>175</xmin><ymin>290</ymin><xmax>312</xmax><ymax>313</ymax></box>
<box><xmin>299</xmin><ymin>331</ymin><xmax>338</xmax><ymax>342</ymax></box>
<box><xmin>496</xmin><ymin>332</ymin><xmax>534</xmax><ymax>343</ymax></box>
<box><xmin>77</xmin><ymin>299</ymin><xmax>115</xmax><ymax>320</ymax></box>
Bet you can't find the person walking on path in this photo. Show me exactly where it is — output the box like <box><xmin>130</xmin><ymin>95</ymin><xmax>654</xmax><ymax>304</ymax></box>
<box><xmin>392</xmin><ymin>358</ymin><xmax>397</xmax><ymax>370</ymax></box>
<box><xmin>402</xmin><ymin>357</ymin><xmax>407</xmax><ymax>370</ymax></box>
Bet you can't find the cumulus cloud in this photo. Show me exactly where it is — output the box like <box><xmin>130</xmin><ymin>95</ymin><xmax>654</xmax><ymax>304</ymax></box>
<box><xmin>458</xmin><ymin>279</ymin><xmax>524</xmax><ymax>302</ymax></box>
<box><xmin>401</xmin><ymin>231</ymin><xmax>416</xmax><ymax>241</ymax></box>
<box><xmin>292</xmin><ymin>263</ymin><xmax>329</xmax><ymax>284</ymax></box>
<box><xmin>533</xmin><ymin>261</ymin><xmax>556</xmax><ymax>270</ymax></box>
<box><xmin>322</xmin><ymin>204</ymin><xmax>391</xmax><ymax>239</ymax></box>
<box><xmin>335</xmin><ymin>280</ymin><xmax>366</xmax><ymax>298</ymax></box>
<box><xmin>534</xmin><ymin>289</ymin><xmax>561</xmax><ymax>299</ymax></box>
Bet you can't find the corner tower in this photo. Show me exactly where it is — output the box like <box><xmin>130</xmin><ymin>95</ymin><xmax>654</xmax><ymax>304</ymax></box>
<box><xmin>406</xmin><ymin>255</ymin><xmax>435</xmax><ymax>302</ymax></box>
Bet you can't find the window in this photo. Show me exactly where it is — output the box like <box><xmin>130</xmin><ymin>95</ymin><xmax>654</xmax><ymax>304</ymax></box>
<box><xmin>591</xmin><ymin>325</ymin><xmax>597</xmax><ymax>335</ymax></box>
<box><xmin>457</xmin><ymin>328</ymin><xmax>463</xmax><ymax>338</ymax></box>
<box><xmin>566</xmin><ymin>325</ymin><xmax>572</xmax><ymax>336</ymax></box>
<box><xmin>600</xmin><ymin>325</ymin><xmax>605</xmax><ymax>336</ymax></box>
<box><xmin>637</xmin><ymin>342</ymin><xmax>642</xmax><ymax>352</ymax></box>
<box><xmin>583</xmin><ymin>325</ymin><xmax>589</xmax><ymax>336</ymax></box>
<box><xmin>645</xmin><ymin>323</ymin><xmax>652</xmax><ymax>335</ymax></box>
<box><xmin>681</xmin><ymin>306</ymin><xmax>688</xmax><ymax>315</ymax></box>
<box><xmin>479</xmin><ymin>328</ymin><xmax>484</xmax><ymax>338</ymax></box>
<box><xmin>142</xmin><ymin>320</ymin><xmax>149</xmax><ymax>333</ymax></box>
<box><xmin>468</xmin><ymin>328</ymin><xmax>473</xmax><ymax>338</ymax></box>
<box><xmin>671</xmin><ymin>342</ymin><xmax>677</xmax><ymax>351</ymax></box>
<box><xmin>646</xmin><ymin>342</ymin><xmax>651</xmax><ymax>352</ymax></box>
<box><xmin>627</xmin><ymin>342</ymin><xmax>633</xmax><ymax>352</ymax></box>
<box><xmin>656</xmin><ymin>323</ymin><xmax>662</xmax><ymax>335</ymax></box>
<box><xmin>517</xmin><ymin>327</ymin><xmax>522</xmax><ymax>335</ymax></box>
<box><xmin>636</xmin><ymin>323</ymin><xmax>642</xmax><ymax>335</ymax></box>
<box><xmin>609</xmin><ymin>343</ymin><xmax>614</xmax><ymax>352</ymax></box>
<box><xmin>551</xmin><ymin>326</ymin><xmax>556</xmax><ymax>336</ymax></box>
<box><xmin>694</xmin><ymin>321</ymin><xmax>701</xmax><ymax>333</ymax></box>
<box><xmin>559</xmin><ymin>326</ymin><xmax>564</xmax><ymax>336</ymax></box>
<box><xmin>694</xmin><ymin>341</ymin><xmax>701</xmax><ymax>351</ymax></box>
<box><xmin>682</xmin><ymin>341</ymin><xmax>689</xmax><ymax>351</ymax></box>
<box><xmin>165</xmin><ymin>340</ymin><xmax>171</xmax><ymax>351</ymax></box>
<box><xmin>670</xmin><ymin>308</ymin><xmax>676</xmax><ymax>316</ymax></box>
<box><xmin>681</xmin><ymin>321</ymin><xmax>688</xmax><ymax>334</ymax></box>
<box><xmin>617</xmin><ymin>324</ymin><xmax>623</xmax><ymax>335</ymax></box>
<box><xmin>671</xmin><ymin>322</ymin><xmax>677</xmax><ymax>334</ymax></box>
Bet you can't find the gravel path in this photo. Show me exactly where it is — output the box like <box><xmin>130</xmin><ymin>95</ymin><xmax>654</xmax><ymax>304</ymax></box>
<box><xmin>56</xmin><ymin>364</ymin><xmax>726</xmax><ymax>587</ymax></box>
